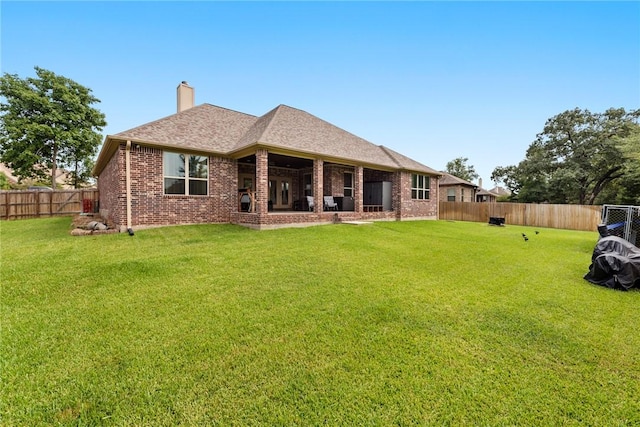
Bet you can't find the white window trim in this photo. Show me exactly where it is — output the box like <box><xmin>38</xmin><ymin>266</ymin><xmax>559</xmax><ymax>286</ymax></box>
<box><xmin>411</xmin><ymin>174</ymin><xmax>430</xmax><ymax>200</ymax></box>
<box><xmin>344</xmin><ymin>172</ymin><xmax>354</xmax><ymax>197</ymax></box>
<box><xmin>163</xmin><ymin>151</ymin><xmax>209</xmax><ymax>196</ymax></box>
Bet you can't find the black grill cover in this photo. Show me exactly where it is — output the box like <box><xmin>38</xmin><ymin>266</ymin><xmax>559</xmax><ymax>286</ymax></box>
<box><xmin>584</xmin><ymin>236</ymin><xmax>640</xmax><ymax>291</ymax></box>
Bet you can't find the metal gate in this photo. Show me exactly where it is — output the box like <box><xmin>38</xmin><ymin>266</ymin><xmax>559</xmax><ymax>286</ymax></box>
<box><xmin>600</xmin><ymin>205</ymin><xmax>640</xmax><ymax>247</ymax></box>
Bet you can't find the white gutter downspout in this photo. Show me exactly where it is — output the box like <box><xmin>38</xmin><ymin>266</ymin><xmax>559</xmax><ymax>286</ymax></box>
<box><xmin>125</xmin><ymin>140</ymin><xmax>134</xmax><ymax>235</ymax></box>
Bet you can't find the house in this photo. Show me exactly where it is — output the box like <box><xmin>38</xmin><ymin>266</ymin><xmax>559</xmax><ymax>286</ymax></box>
<box><xmin>438</xmin><ymin>172</ymin><xmax>478</xmax><ymax>202</ymax></box>
<box><xmin>475</xmin><ymin>188</ymin><xmax>500</xmax><ymax>203</ymax></box>
<box><xmin>0</xmin><ymin>163</ymin><xmax>73</xmax><ymax>189</ymax></box>
<box><xmin>92</xmin><ymin>82</ymin><xmax>441</xmax><ymax>230</ymax></box>
<box><xmin>489</xmin><ymin>186</ymin><xmax>511</xmax><ymax>199</ymax></box>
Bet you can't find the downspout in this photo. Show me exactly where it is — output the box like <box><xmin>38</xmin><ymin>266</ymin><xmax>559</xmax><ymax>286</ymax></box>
<box><xmin>125</xmin><ymin>140</ymin><xmax>134</xmax><ymax>236</ymax></box>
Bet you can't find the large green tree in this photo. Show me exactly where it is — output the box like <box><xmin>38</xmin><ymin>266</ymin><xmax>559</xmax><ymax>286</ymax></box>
<box><xmin>445</xmin><ymin>157</ymin><xmax>479</xmax><ymax>182</ymax></box>
<box><xmin>492</xmin><ymin>108</ymin><xmax>640</xmax><ymax>204</ymax></box>
<box><xmin>596</xmin><ymin>123</ymin><xmax>640</xmax><ymax>205</ymax></box>
<box><xmin>0</xmin><ymin>67</ymin><xmax>106</xmax><ymax>189</ymax></box>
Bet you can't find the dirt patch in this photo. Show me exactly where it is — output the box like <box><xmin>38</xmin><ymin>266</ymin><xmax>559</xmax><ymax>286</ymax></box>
<box><xmin>70</xmin><ymin>214</ymin><xmax>119</xmax><ymax>236</ymax></box>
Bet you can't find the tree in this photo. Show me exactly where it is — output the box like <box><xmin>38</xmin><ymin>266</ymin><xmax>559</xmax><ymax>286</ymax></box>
<box><xmin>492</xmin><ymin>108</ymin><xmax>640</xmax><ymax>204</ymax></box>
<box><xmin>0</xmin><ymin>67</ymin><xmax>106</xmax><ymax>189</ymax></box>
<box><xmin>0</xmin><ymin>172</ymin><xmax>11</xmax><ymax>190</ymax></box>
<box><xmin>445</xmin><ymin>157</ymin><xmax>479</xmax><ymax>182</ymax></box>
<box><xmin>602</xmin><ymin>123</ymin><xmax>640</xmax><ymax>204</ymax></box>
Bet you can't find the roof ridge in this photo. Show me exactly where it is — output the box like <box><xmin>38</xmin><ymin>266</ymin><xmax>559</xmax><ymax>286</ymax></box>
<box><xmin>201</xmin><ymin>103</ymin><xmax>258</xmax><ymax>119</ymax></box>
<box><xmin>440</xmin><ymin>171</ymin><xmax>476</xmax><ymax>186</ymax></box>
<box><xmin>231</xmin><ymin>105</ymin><xmax>282</xmax><ymax>150</ymax></box>
<box><xmin>379</xmin><ymin>145</ymin><xmax>403</xmax><ymax>168</ymax></box>
<box><xmin>114</xmin><ymin>103</ymin><xmax>256</xmax><ymax>137</ymax></box>
<box><xmin>258</xmin><ymin>104</ymin><xmax>285</xmax><ymax>143</ymax></box>
<box><xmin>278</xmin><ymin>104</ymin><xmax>380</xmax><ymax>145</ymax></box>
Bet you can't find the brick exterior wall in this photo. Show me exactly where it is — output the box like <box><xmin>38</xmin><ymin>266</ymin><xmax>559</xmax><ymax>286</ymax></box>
<box><xmin>323</xmin><ymin>164</ymin><xmax>356</xmax><ymax>196</ymax></box>
<box><xmin>98</xmin><ymin>145</ymin><xmax>438</xmax><ymax>230</ymax></box>
<box><xmin>397</xmin><ymin>171</ymin><xmax>438</xmax><ymax>220</ymax></box>
<box><xmin>439</xmin><ymin>184</ymin><xmax>476</xmax><ymax>203</ymax></box>
<box><xmin>133</xmin><ymin>147</ymin><xmax>237</xmax><ymax>227</ymax></box>
<box><xmin>99</xmin><ymin>144</ymin><xmax>237</xmax><ymax>229</ymax></box>
<box><xmin>97</xmin><ymin>145</ymin><xmax>125</xmax><ymax>229</ymax></box>
<box><xmin>312</xmin><ymin>159</ymin><xmax>323</xmax><ymax>213</ymax></box>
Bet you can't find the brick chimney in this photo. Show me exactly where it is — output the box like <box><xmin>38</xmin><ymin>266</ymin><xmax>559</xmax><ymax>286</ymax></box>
<box><xmin>177</xmin><ymin>81</ymin><xmax>194</xmax><ymax>113</ymax></box>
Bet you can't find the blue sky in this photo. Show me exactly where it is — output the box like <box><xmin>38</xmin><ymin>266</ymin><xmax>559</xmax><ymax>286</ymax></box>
<box><xmin>2</xmin><ymin>1</ymin><xmax>639</xmax><ymax>186</ymax></box>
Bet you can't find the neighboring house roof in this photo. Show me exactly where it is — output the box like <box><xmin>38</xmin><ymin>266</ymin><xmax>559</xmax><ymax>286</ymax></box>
<box><xmin>0</xmin><ymin>163</ymin><xmax>19</xmax><ymax>184</ymax></box>
<box><xmin>0</xmin><ymin>162</ymin><xmax>72</xmax><ymax>188</ymax></box>
<box><xmin>94</xmin><ymin>103</ymin><xmax>439</xmax><ymax>176</ymax></box>
<box><xmin>438</xmin><ymin>172</ymin><xmax>477</xmax><ymax>187</ymax></box>
<box><xmin>476</xmin><ymin>188</ymin><xmax>500</xmax><ymax>197</ymax></box>
<box><xmin>490</xmin><ymin>186</ymin><xmax>511</xmax><ymax>196</ymax></box>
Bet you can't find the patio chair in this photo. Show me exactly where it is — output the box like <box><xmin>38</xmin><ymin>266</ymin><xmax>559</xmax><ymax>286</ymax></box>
<box><xmin>306</xmin><ymin>196</ymin><xmax>315</xmax><ymax>211</ymax></box>
<box><xmin>323</xmin><ymin>196</ymin><xmax>338</xmax><ymax>211</ymax></box>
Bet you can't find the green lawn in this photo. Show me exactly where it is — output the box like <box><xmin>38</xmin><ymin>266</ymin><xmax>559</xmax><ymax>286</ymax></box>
<box><xmin>2</xmin><ymin>217</ymin><xmax>639</xmax><ymax>425</ymax></box>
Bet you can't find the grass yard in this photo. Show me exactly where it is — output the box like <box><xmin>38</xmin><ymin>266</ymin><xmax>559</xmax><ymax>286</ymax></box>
<box><xmin>2</xmin><ymin>217</ymin><xmax>639</xmax><ymax>425</ymax></box>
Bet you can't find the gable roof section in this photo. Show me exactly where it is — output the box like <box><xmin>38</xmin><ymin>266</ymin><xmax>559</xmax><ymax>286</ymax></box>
<box><xmin>115</xmin><ymin>104</ymin><xmax>257</xmax><ymax>153</ymax></box>
<box><xmin>490</xmin><ymin>186</ymin><xmax>511</xmax><ymax>196</ymax></box>
<box><xmin>380</xmin><ymin>146</ymin><xmax>441</xmax><ymax>175</ymax></box>
<box><xmin>94</xmin><ymin>103</ymin><xmax>439</xmax><ymax>176</ymax></box>
<box><xmin>233</xmin><ymin>105</ymin><xmax>395</xmax><ymax>168</ymax></box>
<box><xmin>476</xmin><ymin>188</ymin><xmax>500</xmax><ymax>196</ymax></box>
<box><xmin>438</xmin><ymin>172</ymin><xmax>477</xmax><ymax>187</ymax></box>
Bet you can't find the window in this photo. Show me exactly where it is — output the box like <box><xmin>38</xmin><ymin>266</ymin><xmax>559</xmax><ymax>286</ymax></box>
<box><xmin>411</xmin><ymin>174</ymin><xmax>430</xmax><ymax>200</ymax></box>
<box><xmin>447</xmin><ymin>188</ymin><xmax>455</xmax><ymax>201</ymax></box>
<box><xmin>163</xmin><ymin>151</ymin><xmax>208</xmax><ymax>195</ymax></box>
<box><xmin>303</xmin><ymin>173</ymin><xmax>312</xmax><ymax>197</ymax></box>
<box><xmin>461</xmin><ymin>188</ymin><xmax>465</xmax><ymax>202</ymax></box>
<box><xmin>344</xmin><ymin>172</ymin><xmax>353</xmax><ymax>197</ymax></box>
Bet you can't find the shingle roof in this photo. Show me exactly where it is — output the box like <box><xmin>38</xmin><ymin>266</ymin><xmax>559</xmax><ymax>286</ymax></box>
<box><xmin>115</xmin><ymin>104</ymin><xmax>257</xmax><ymax>153</ymax></box>
<box><xmin>243</xmin><ymin>105</ymin><xmax>389</xmax><ymax>166</ymax></box>
<box><xmin>380</xmin><ymin>146</ymin><xmax>441</xmax><ymax>175</ymax></box>
<box><xmin>95</xmin><ymin>103</ymin><xmax>438</xmax><ymax>176</ymax></box>
<box><xmin>476</xmin><ymin>188</ymin><xmax>500</xmax><ymax>196</ymax></box>
<box><xmin>490</xmin><ymin>186</ymin><xmax>511</xmax><ymax>196</ymax></box>
<box><xmin>438</xmin><ymin>172</ymin><xmax>477</xmax><ymax>187</ymax></box>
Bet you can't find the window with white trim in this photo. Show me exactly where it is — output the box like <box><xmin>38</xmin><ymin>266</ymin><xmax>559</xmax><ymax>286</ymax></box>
<box><xmin>343</xmin><ymin>172</ymin><xmax>353</xmax><ymax>197</ymax></box>
<box><xmin>163</xmin><ymin>151</ymin><xmax>208</xmax><ymax>195</ymax></box>
<box><xmin>447</xmin><ymin>188</ymin><xmax>455</xmax><ymax>201</ymax></box>
<box><xmin>411</xmin><ymin>174</ymin><xmax>430</xmax><ymax>200</ymax></box>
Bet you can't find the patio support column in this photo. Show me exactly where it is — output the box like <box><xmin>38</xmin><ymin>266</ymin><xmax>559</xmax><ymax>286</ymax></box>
<box><xmin>354</xmin><ymin>166</ymin><xmax>363</xmax><ymax>213</ymax></box>
<box><xmin>394</xmin><ymin>171</ymin><xmax>403</xmax><ymax>220</ymax></box>
<box><xmin>255</xmin><ymin>149</ymin><xmax>269</xmax><ymax>214</ymax></box>
<box><xmin>313</xmin><ymin>158</ymin><xmax>323</xmax><ymax>213</ymax></box>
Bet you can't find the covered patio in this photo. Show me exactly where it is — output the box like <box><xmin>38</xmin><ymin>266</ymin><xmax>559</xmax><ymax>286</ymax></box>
<box><xmin>231</xmin><ymin>150</ymin><xmax>398</xmax><ymax>229</ymax></box>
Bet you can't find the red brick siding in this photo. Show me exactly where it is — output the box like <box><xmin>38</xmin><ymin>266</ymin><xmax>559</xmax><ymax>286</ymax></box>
<box><xmin>255</xmin><ymin>150</ymin><xmax>269</xmax><ymax>214</ymax></box>
<box><xmin>97</xmin><ymin>145</ymin><xmax>125</xmax><ymax>229</ymax></box>
<box><xmin>104</xmin><ymin>146</ymin><xmax>237</xmax><ymax>228</ymax></box>
<box><xmin>439</xmin><ymin>184</ymin><xmax>476</xmax><ymax>203</ymax></box>
<box><xmin>312</xmin><ymin>159</ymin><xmax>323</xmax><ymax>213</ymax></box>
<box><xmin>397</xmin><ymin>171</ymin><xmax>438</xmax><ymax>219</ymax></box>
<box><xmin>324</xmin><ymin>164</ymin><xmax>356</xmax><ymax>196</ymax></box>
<box><xmin>98</xmin><ymin>145</ymin><xmax>438</xmax><ymax>229</ymax></box>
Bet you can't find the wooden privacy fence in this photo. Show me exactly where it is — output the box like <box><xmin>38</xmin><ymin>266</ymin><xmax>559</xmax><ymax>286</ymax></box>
<box><xmin>439</xmin><ymin>201</ymin><xmax>602</xmax><ymax>232</ymax></box>
<box><xmin>0</xmin><ymin>189</ymin><xmax>99</xmax><ymax>220</ymax></box>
